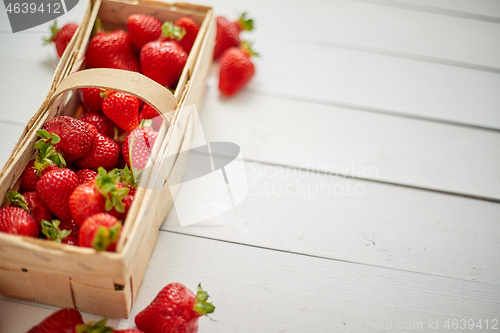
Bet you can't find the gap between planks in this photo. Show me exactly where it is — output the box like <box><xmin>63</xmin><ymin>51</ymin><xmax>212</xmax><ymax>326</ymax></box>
<box><xmin>160</xmin><ymin>229</ymin><xmax>500</xmax><ymax>288</ymax></box>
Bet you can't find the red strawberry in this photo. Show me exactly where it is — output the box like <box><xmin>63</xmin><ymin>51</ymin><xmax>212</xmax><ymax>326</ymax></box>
<box><xmin>79</xmin><ymin>213</ymin><xmax>122</xmax><ymax>251</ymax></box>
<box><xmin>122</xmin><ymin>123</ymin><xmax>158</xmax><ymax>171</ymax></box>
<box><xmin>139</xmin><ymin>104</ymin><xmax>163</xmax><ymax>131</ymax></box>
<box><xmin>102</xmin><ymin>91</ymin><xmax>140</xmax><ymax>133</ymax></box>
<box><xmin>36</xmin><ymin>167</ymin><xmax>79</xmax><ymax>220</ymax></box>
<box><xmin>74</xmin><ymin>133</ymin><xmax>120</xmax><ymax>171</ymax></box>
<box><xmin>59</xmin><ymin>219</ymin><xmax>79</xmax><ymax>245</ymax></box>
<box><xmin>174</xmin><ymin>17</ymin><xmax>200</xmax><ymax>54</ymax></box>
<box><xmin>0</xmin><ymin>206</ymin><xmax>38</xmax><ymax>237</ymax></box>
<box><xmin>231</xmin><ymin>12</ymin><xmax>254</xmax><ymax>34</ymax></box>
<box><xmin>85</xmin><ymin>30</ymin><xmax>140</xmax><ymax>72</ymax></box>
<box><xmin>43</xmin><ymin>116</ymin><xmax>97</xmax><ymax>162</ymax></box>
<box><xmin>219</xmin><ymin>42</ymin><xmax>257</xmax><ymax>96</ymax></box>
<box><xmin>127</xmin><ymin>14</ymin><xmax>162</xmax><ymax>50</ymax></box>
<box><xmin>141</xmin><ymin>40</ymin><xmax>187</xmax><ymax>88</ymax></box>
<box><xmin>76</xmin><ymin>168</ymin><xmax>98</xmax><ymax>184</ymax></box>
<box><xmin>6</xmin><ymin>190</ymin><xmax>51</xmax><ymax>234</ymax></box>
<box><xmin>80</xmin><ymin>112</ymin><xmax>116</xmax><ymax>138</ymax></box>
<box><xmin>213</xmin><ymin>16</ymin><xmax>240</xmax><ymax>60</ymax></box>
<box><xmin>27</xmin><ymin>308</ymin><xmax>85</xmax><ymax>333</ymax></box>
<box><xmin>110</xmin><ymin>188</ymin><xmax>135</xmax><ymax>221</ymax></box>
<box><xmin>70</xmin><ymin>168</ymin><xmax>129</xmax><ymax>226</ymax></box>
<box><xmin>43</xmin><ymin>21</ymin><xmax>79</xmax><ymax>57</ymax></box>
<box><xmin>135</xmin><ymin>283</ymin><xmax>215</xmax><ymax>333</ymax></box>
<box><xmin>21</xmin><ymin>159</ymin><xmax>41</xmax><ymax>192</ymax></box>
<box><xmin>79</xmin><ymin>87</ymin><xmax>104</xmax><ymax>112</ymax></box>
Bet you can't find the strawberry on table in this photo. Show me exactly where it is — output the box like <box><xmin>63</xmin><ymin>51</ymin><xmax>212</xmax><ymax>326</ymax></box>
<box><xmin>79</xmin><ymin>212</ymin><xmax>122</xmax><ymax>251</ymax></box>
<box><xmin>70</xmin><ymin>167</ymin><xmax>129</xmax><ymax>226</ymax></box>
<box><xmin>43</xmin><ymin>20</ymin><xmax>79</xmax><ymax>58</ymax></box>
<box><xmin>213</xmin><ymin>16</ymin><xmax>240</xmax><ymax>60</ymax></box>
<box><xmin>127</xmin><ymin>14</ymin><xmax>162</xmax><ymax>50</ymax></box>
<box><xmin>74</xmin><ymin>132</ymin><xmax>120</xmax><ymax>171</ymax></box>
<box><xmin>122</xmin><ymin>120</ymin><xmax>159</xmax><ymax>171</ymax></box>
<box><xmin>85</xmin><ymin>30</ymin><xmax>141</xmax><ymax>72</ymax></box>
<box><xmin>102</xmin><ymin>91</ymin><xmax>140</xmax><ymax>133</ymax></box>
<box><xmin>0</xmin><ymin>206</ymin><xmax>38</xmax><ymax>237</ymax></box>
<box><xmin>135</xmin><ymin>283</ymin><xmax>215</xmax><ymax>333</ymax></box>
<box><xmin>141</xmin><ymin>40</ymin><xmax>187</xmax><ymax>88</ymax></box>
<box><xmin>80</xmin><ymin>112</ymin><xmax>117</xmax><ymax>138</ymax></box>
<box><xmin>27</xmin><ymin>308</ymin><xmax>85</xmax><ymax>333</ymax></box>
<box><xmin>218</xmin><ymin>41</ymin><xmax>257</xmax><ymax>96</ymax></box>
<box><xmin>79</xmin><ymin>87</ymin><xmax>105</xmax><ymax>113</ymax></box>
<box><xmin>231</xmin><ymin>12</ymin><xmax>254</xmax><ymax>34</ymax></box>
<box><xmin>36</xmin><ymin>167</ymin><xmax>79</xmax><ymax>221</ymax></box>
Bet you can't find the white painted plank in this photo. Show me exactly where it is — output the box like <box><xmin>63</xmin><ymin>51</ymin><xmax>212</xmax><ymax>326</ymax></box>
<box><xmin>0</xmin><ymin>122</ymin><xmax>25</xmax><ymax>167</ymax></box>
<box><xmin>367</xmin><ymin>0</ymin><xmax>500</xmax><ymax>20</ymax></box>
<box><xmin>199</xmin><ymin>87</ymin><xmax>500</xmax><ymax>200</ymax></box>
<box><xmin>210</xmin><ymin>38</ymin><xmax>500</xmax><ymax>130</ymax></box>
<box><xmin>162</xmin><ymin>158</ymin><xmax>500</xmax><ymax>285</ymax></box>
<box><xmin>2</xmin><ymin>232</ymin><xmax>499</xmax><ymax>332</ymax></box>
<box><xmin>0</xmin><ymin>56</ymin><xmax>60</xmax><ymax>125</ymax></box>
<box><xmin>195</xmin><ymin>0</ymin><xmax>500</xmax><ymax>70</ymax></box>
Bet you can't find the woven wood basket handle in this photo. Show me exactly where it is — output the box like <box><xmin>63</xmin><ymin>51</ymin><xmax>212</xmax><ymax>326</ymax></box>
<box><xmin>51</xmin><ymin>68</ymin><xmax>177</xmax><ymax>125</ymax></box>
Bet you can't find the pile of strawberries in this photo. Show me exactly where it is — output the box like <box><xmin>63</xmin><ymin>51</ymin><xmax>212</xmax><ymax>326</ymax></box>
<box><xmin>86</xmin><ymin>14</ymin><xmax>200</xmax><ymax>89</ymax></box>
<box><xmin>0</xmin><ymin>14</ymin><xmax>207</xmax><ymax>250</ymax></box>
<box><xmin>28</xmin><ymin>282</ymin><xmax>215</xmax><ymax>333</ymax></box>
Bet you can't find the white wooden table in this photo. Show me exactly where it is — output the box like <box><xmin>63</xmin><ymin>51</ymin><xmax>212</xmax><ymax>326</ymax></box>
<box><xmin>1</xmin><ymin>0</ymin><xmax>500</xmax><ymax>332</ymax></box>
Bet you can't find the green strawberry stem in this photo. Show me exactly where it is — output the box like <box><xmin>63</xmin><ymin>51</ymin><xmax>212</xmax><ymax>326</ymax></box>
<box><xmin>41</xmin><ymin>220</ymin><xmax>72</xmax><ymax>243</ymax></box>
<box><xmin>193</xmin><ymin>284</ymin><xmax>215</xmax><ymax>317</ymax></box>
<box><xmin>34</xmin><ymin>129</ymin><xmax>66</xmax><ymax>174</ymax></box>
<box><xmin>237</xmin><ymin>12</ymin><xmax>254</xmax><ymax>31</ymax></box>
<box><xmin>92</xmin><ymin>222</ymin><xmax>121</xmax><ymax>251</ymax></box>
<box><xmin>111</xmin><ymin>165</ymin><xmax>140</xmax><ymax>188</ymax></box>
<box><xmin>95</xmin><ymin>167</ymin><xmax>130</xmax><ymax>213</ymax></box>
<box><xmin>5</xmin><ymin>190</ymin><xmax>30</xmax><ymax>212</ymax></box>
<box><xmin>42</xmin><ymin>20</ymin><xmax>60</xmax><ymax>45</ymax></box>
<box><xmin>161</xmin><ymin>21</ymin><xmax>186</xmax><ymax>40</ymax></box>
<box><xmin>240</xmin><ymin>40</ymin><xmax>259</xmax><ymax>57</ymax></box>
<box><xmin>139</xmin><ymin>118</ymin><xmax>153</xmax><ymax>129</ymax></box>
<box><xmin>76</xmin><ymin>318</ymin><xmax>114</xmax><ymax>333</ymax></box>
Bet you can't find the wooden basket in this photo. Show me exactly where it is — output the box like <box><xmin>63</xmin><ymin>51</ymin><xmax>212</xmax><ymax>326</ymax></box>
<box><xmin>0</xmin><ymin>0</ymin><xmax>215</xmax><ymax>318</ymax></box>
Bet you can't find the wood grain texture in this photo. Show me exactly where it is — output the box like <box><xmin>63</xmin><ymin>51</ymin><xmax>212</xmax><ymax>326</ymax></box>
<box><xmin>2</xmin><ymin>232</ymin><xmax>498</xmax><ymax>332</ymax></box>
<box><xmin>193</xmin><ymin>0</ymin><xmax>500</xmax><ymax>70</ymax></box>
<box><xmin>162</xmin><ymin>158</ymin><xmax>500</xmax><ymax>285</ymax></box>
<box><xmin>209</xmin><ymin>38</ymin><xmax>500</xmax><ymax>130</ymax></box>
<box><xmin>198</xmin><ymin>87</ymin><xmax>500</xmax><ymax>200</ymax></box>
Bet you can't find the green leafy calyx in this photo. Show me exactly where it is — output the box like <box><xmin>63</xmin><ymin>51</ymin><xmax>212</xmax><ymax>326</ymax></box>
<box><xmin>193</xmin><ymin>283</ymin><xmax>215</xmax><ymax>317</ymax></box>
<box><xmin>42</xmin><ymin>20</ymin><xmax>60</xmax><ymax>45</ymax></box>
<box><xmin>161</xmin><ymin>22</ymin><xmax>186</xmax><ymax>40</ymax></box>
<box><xmin>76</xmin><ymin>318</ymin><xmax>114</xmax><ymax>333</ymax></box>
<box><xmin>34</xmin><ymin>129</ymin><xmax>66</xmax><ymax>174</ymax></box>
<box><xmin>95</xmin><ymin>167</ymin><xmax>129</xmax><ymax>213</ymax></box>
<box><xmin>237</xmin><ymin>12</ymin><xmax>254</xmax><ymax>31</ymax></box>
<box><xmin>240</xmin><ymin>40</ymin><xmax>259</xmax><ymax>57</ymax></box>
<box><xmin>92</xmin><ymin>222</ymin><xmax>121</xmax><ymax>251</ymax></box>
<box><xmin>6</xmin><ymin>191</ymin><xmax>29</xmax><ymax>212</ymax></box>
<box><xmin>41</xmin><ymin>220</ymin><xmax>72</xmax><ymax>243</ymax></box>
